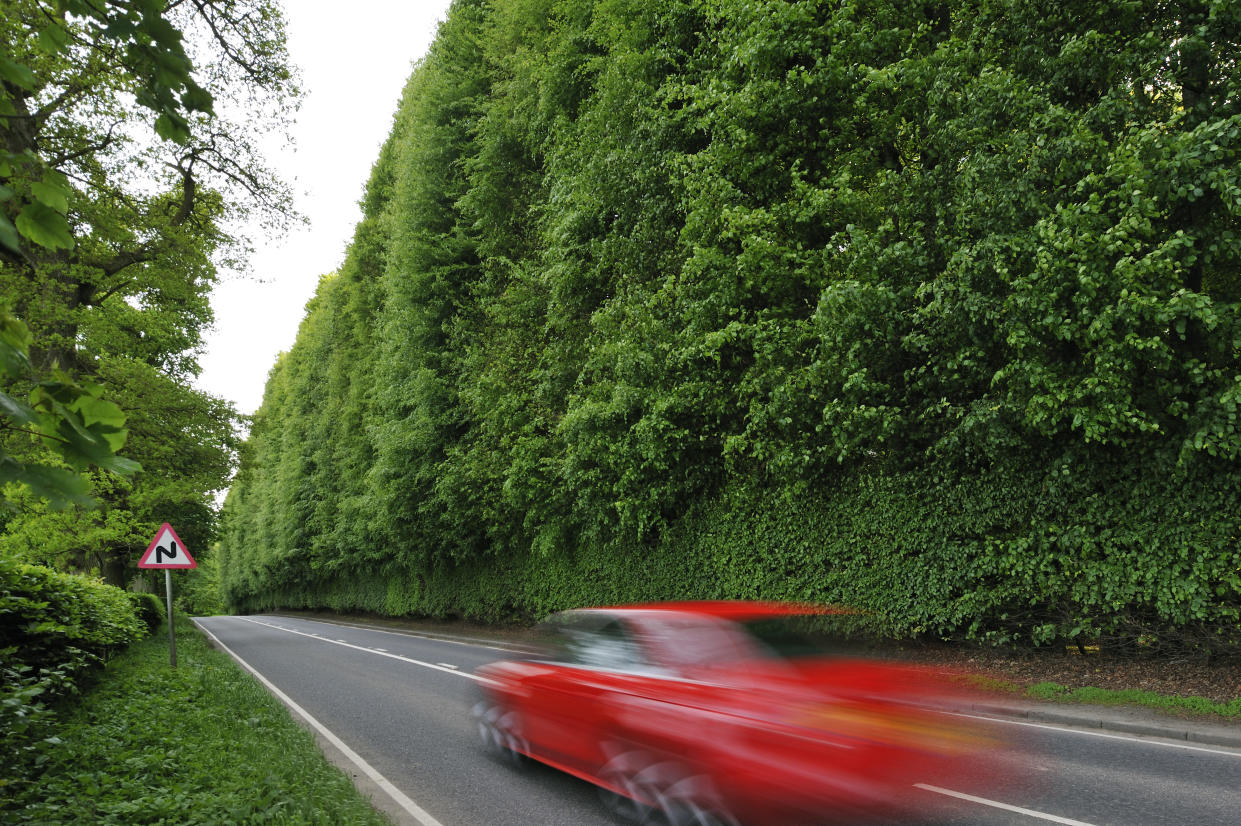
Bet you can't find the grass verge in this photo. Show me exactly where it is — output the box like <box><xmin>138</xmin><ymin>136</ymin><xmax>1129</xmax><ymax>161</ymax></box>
<box><xmin>2</xmin><ymin>616</ymin><xmax>391</xmax><ymax>825</ymax></box>
<box><xmin>1024</xmin><ymin>682</ymin><xmax>1241</xmax><ymax>720</ymax></box>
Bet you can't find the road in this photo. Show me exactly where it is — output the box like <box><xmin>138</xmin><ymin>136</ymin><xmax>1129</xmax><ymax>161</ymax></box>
<box><xmin>194</xmin><ymin>615</ymin><xmax>1241</xmax><ymax>826</ymax></box>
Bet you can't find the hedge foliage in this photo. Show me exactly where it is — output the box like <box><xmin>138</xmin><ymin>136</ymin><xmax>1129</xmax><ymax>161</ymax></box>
<box><xmin>127</xmin><ymin>591</ymin><xmax>165</xmax><ymax>635</ymax></box>
<box><xmin>1</xmin><ymin>555</ymin><xmax>148</xmax><ymax>776</ymax></box>
<box><xmin>220</xmin><ymin>0</ymin><xmax>1241</xmax><ymax>654</ymax></box>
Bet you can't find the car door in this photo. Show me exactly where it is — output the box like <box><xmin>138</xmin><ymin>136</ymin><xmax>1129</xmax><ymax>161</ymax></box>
<box><xmin>518</xmin><ymin>611</ymin><xmax>656</xmax><ymax>774</ymax></box>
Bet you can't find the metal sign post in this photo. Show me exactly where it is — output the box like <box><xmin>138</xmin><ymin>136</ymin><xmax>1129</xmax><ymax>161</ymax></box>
<box><xmin>164</xmin><ymin>569</ymin><xmax>177</xmax><ymax>667</ymax></box>
<box><xmin>138</xmin><ymin>523</ymin><xmax>196</xmax><ymax>668</ymax></box>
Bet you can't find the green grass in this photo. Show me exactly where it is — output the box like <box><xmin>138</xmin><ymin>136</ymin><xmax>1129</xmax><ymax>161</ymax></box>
<box><xmin>1024</xmin><ymin>682</ymin><xmax>1241</xmax><ymax>720</ymax></box>
<box><xmin>2</xmin><ymin>616</ymin><xmax>391</xmax><ymax>825</ymax></box>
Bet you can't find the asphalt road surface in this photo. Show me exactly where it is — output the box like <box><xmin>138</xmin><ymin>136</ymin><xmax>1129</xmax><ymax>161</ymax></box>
<box><xmin>194</xmin><ymin>615</ymin><xmax>1241</xmax><ymax>826</ymax></box>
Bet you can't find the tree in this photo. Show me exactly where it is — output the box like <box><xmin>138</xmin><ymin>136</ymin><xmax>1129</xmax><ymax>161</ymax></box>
<box><xmin>1</xmin><ymin>0</ymin><xmax>297</xmax><ymax>585</ymax></box>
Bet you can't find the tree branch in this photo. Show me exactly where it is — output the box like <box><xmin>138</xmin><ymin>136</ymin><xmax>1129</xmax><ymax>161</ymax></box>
<box><xmin>49</xmin><ymin>122</ymin><xmax>123</xmax><ymax>167</ymax></box>
<box><xmin>188</xmin><ymin>0</ymin><xmax>268</xmax><ymax>84</ymax></box>
<box><xmin>170</xmin><ymin>154</ymin><xmax>198</xmax><ymax>226</ymax></box>
<box><xmin>0</xmin><ymin>422</ymin><xmax>74</xmax><ymax>447</ymax></box>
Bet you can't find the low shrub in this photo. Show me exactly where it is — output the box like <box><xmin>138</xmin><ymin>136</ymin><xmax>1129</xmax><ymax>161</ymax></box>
<box><xmin>1</xmin><ymin>555</ymin><xmax>146</xmax><ymax>774</ymax></box>
<box><xmin>1</xmin><ymin>559</ymin><xmax>145</xmax><ymax>672</ymax></box>
<box><xmin>128</xmin><ymin>591</ymin><xmax>165</xmax><ymax>634</ymax></box>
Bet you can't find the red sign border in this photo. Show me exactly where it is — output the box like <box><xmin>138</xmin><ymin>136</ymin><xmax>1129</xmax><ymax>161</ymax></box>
<box><xmin>138</xmin><ymin>522</ymin><xmax>197</xmax><ymax>569</ymax></box>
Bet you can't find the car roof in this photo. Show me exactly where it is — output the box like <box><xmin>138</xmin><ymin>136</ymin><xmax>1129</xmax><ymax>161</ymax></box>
<box><xmin>578</xmin><ymin>600</ymin><xmax>855</xmax><ymax>622</ymax></box>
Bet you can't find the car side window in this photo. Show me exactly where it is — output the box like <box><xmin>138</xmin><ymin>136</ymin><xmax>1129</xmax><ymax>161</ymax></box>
<box><xmin>570</xmin><ymin>620</ymin><xmax>644</xmax><ymax>669</ymax></box>
<box><xmin>535</xmin><ymin>613</ymin><xmax>652</xmax><ymax>672</ymax></box>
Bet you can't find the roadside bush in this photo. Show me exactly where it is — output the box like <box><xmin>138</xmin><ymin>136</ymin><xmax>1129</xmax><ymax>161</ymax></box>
<box><xmin>1</xmin><ymin>555</ymin><xmax>147</xmax><ymax>775</ymax></box>
<box><xmin>128</xmin><ymin>591</ymin><xmax>165</xmax><ymax>634</ymax></box>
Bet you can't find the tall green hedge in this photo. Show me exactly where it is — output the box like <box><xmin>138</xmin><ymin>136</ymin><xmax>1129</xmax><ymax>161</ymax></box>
<box><xmin>219</xmin><ymin>0</ymin><xmax>1241</xmax><ymax>654</ymax></box>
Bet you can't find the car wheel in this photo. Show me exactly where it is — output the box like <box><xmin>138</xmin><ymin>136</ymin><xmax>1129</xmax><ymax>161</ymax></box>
<box><xmin>597</xmin><ymin>747</ymin><xmax>663</xmax><ymax>824</ymax></box>
<box><xmin>656</xmin><ymin>773</ymin><xmax>741</xmax><ymax>826</ymax></box>
<box><xmin>596</xmin><ymin>748</ymin><xmax>741</xmax><ymax>826</ymax></box>
<box><xmin>472</xmin><ymin>700</ymin><xmax>528</xmax><ymax>766</ymax></box>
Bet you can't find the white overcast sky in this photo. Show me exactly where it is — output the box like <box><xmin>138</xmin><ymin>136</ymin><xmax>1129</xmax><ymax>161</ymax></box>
<box><xmin>194</xmin><ymin>0</ymin><xmax>454</xmax><ymax>416</ymax></box>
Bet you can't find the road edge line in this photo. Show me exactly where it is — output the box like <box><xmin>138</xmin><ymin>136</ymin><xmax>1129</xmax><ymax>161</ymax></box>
<box><xmin>193</xmin><ymin>618</ymin><xmax>448</xmax><ymax>826</ymax></box>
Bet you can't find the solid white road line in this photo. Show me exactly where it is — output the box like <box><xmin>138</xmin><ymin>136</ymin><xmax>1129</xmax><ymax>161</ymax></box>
<box><xmin>193</xmin><ymin>619</ymin><xmax>448</xmax><ymax>826</ymax></box>
<box><xmin>237</xmin><ymin>616</ymin><xmax>497</xmax><ymax>685</ymax></box>
<box><xmin>915</xmin><ymin>784</ymin><xmax>1099</xmax><ymax>825</ymax></box>
<box><xmin>950</xmin><ymin>711</ymin><xmax>1241</xmax><ymax>758</ymax></box>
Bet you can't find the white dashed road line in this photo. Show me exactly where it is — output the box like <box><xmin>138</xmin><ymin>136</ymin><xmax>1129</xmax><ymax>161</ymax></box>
<box><xmin>915</xmin><ymin>784</ymin><xmax>1098</xmax><ymax>825</ymax></box>
<box><xmin>949</xmin><ymin>712</ymin><xmax>1241</xmax><ymax>758</ymax></box>
<box><xmin>237</xmin><ymin>616</ymin><xmax>494</xmax><ymax>684</ymax></box>
<box><xmin>272</xmin><ymin>615</ymin><xmax>519</xmax><ymax>652</ymax></box>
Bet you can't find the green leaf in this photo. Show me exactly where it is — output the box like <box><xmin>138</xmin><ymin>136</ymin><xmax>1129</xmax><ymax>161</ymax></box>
<box><xmin>15</xmin><ymin>202</ymin><xmax>74</xmax><ymax>250</ymax></box>
<box><xmin>180</xmin><ymin>84</ymin><xmax>214</xmax><ymax>115</ymax></box>
<box><xmin>153</xmin><ymin>112</ymin><xmax>190</xmax><ymax>144</ymax></box>
<box><xmin>74</xmin><ymin>393</ymin><xmax>126</xmax><ymax>432</ymax></box>
<box><xmin>0</xmin><ymin>54</ymin><xmax>37</xmax><ymax>90</ymax></box>
<box><xmin>0</xmin><ymin>349</ymin><xmax>28</xmax><ymax>383</ymax></box>
<box><xmin>0</xmin><ymin>309</ymin><xmax>33</xmax><ymax>354</ymax></box>
<box><xmin>0</xmin><ymin>213</ymin><xmax>19</xmax><ymax>253</ymax></box>
<box><xmin>0</xmin><ymin>389</ymin><xmax>38</xmax><ymax>424</ymax></box>
<box><xmin>31</xmin><ymin>181</ymin><xmax>70</xmax><ymax>214</ymax></box>
<box><xmin>0</xmin><ymin>457</ymin><xmax>94</xmax><ymax>510</ymax></box>
<box><xmin>95</xmin><ymin>455</ymin><xmax>142</xmax><ymax>476</ymax></box>
<box><xmin>144</xmin><ymin>15</ymin><xmax>184</xmax><ymax>50</ymax></box>
<box><xmin>36</xmin><ymin>23</ymin><xmax>72</xmax><ymax>55</ymax></box>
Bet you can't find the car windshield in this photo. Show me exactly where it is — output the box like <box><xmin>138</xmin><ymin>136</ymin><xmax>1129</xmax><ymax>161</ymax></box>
<box><xmin>639</xmin><ymin>612</ymin><xmax>872</xmax><ymax>670</ymax></box>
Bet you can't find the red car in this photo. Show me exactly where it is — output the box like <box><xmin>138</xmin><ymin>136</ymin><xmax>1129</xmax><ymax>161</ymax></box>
<box><xmin>474</xmin><ymin>601</ymin><xmax>1014</xmax><ymax>826</ymax></box>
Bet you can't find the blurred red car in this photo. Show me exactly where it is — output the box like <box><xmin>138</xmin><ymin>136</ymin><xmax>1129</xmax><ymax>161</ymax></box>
<box><xmin>474</xmin><ymin>601</ymin><xmax>1013</xmax><ymax>826</ymax></box>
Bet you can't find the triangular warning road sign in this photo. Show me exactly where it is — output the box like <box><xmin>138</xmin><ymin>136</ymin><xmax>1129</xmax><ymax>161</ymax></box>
<box><xmin>138</xmin><ymin>523</ymin><xmax>196</xmax><ymax>569</ymax></box>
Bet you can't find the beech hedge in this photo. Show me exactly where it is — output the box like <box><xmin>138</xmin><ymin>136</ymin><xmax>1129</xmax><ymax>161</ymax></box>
<box><xmin>219</xmin><ymin>0</ymin><xmax>1241</xmax><ymax>654</ymax></box>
